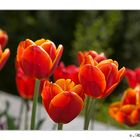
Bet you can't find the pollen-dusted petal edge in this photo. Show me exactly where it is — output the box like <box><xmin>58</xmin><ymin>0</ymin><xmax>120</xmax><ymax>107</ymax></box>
<box><xmin>41</xmin><ymin>79</ymin><xmax>84</xmax><ymax>124</ymax></box>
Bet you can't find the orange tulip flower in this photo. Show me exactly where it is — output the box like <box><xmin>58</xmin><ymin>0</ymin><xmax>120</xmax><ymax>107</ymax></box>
<box><xmin>78</xmin><ymin>50</ymin><xmax>106</xmax><ymax>65</ymax></box>
<box><xmin>16</xmin><ymin>63</ymin><xmax>45</xmax><ymax>99</ymax></box>
<box><xmin>41</xmin><ymin>79</ymin><xmax>85</xmax><ymax>124</ymax></box>
<box><xmin>0</xmin><ymin>29</ymin><xmax>8</xmax><ymax>49</ymax></box>
<box><xmin>16</xmin><ymin>39</ymin><xmax>63</xmax><ymax>80</ymax></box>
<box><xmin>109</xmin><ymin>86</ymin><xmax>140</xmax><ymax>126</ymax></box>
<box><xmin>79</xmin><ymin>56</ymin><xmax>125</xmax><ymax>98</ymax></box>
<box><xmin>54</xmin><ymin>62</ymin><xmax>79</xmax><ymax>84</ymax></box>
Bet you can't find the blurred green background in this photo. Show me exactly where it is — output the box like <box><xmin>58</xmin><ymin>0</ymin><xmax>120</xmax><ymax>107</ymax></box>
<box><xmin>0</xmin><ymin>11</ymin><xmax>140</xmax><ymax>97</ymax></box>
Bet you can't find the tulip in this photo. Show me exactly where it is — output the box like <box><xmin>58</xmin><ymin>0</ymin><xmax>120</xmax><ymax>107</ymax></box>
<box><xmin>0</xmin><ymin>29</ymin><xmax>8</xmax><ymax>49</ymax></box>
<box><xmin>0</xmin><ymin>46</ymin><xmax>10</xmax><ymax>70</ymax></box>
<box><xmin>54</xmin><ymin>62</ymin><xmax>79</xmax><ymax>84</ymax></box>
<box><xmin>16</xmin><ymin>63</ymin><xmax>45</xmax><ymax>99</ymax></box>
<box><xmin>16</xmin><ymin>38</ymin><xmax>63</xmax><ymax>129</ymax></box>
<box><xmin>0</xmin><ymin>30</ymin><xmax>10</xmax><ymax>70</ymax></box>
<box><xmin>125</xmin><ymin>68</ymin><xmax>140</xmax><ymax>88</ymax></box>
<box><xmin>109</xmin><ymin>86</ymin><xmax>140</xmax><ymax>126</ymax></box>
<box><xmin>41</xmin><ymin>79</ymin><xmax>85</xmax><ymax>124</ymax></box>
<box><xmin>79</xmin><ymin>56</ymin><xmax>125</xmax><ymax>98</ymax></box>
<box><xmin>78</xmin><ymin>50</ymin><xmax>106</xmax><ymax>65</ymax></box>
<box><xmin>16</xmin><ymin>39</ymin><xmax>63</xmax><ymax>80</ymax></box>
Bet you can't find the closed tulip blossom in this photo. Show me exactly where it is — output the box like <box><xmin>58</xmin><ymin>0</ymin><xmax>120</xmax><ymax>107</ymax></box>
<box><xmin>54</xmin><ymin>62</ymin><xmax>79</xmax><ymax>84</ymax></box>
<box><xmin>0</xmin><ymin>46</ymin><xmax>10</xmax><ymax>70</ymax></box>
<box><xmin>79</xmin><ymin>55</ymin><xmax>125</xmax><ymax>98</ymax></box>
<box><xmin>109</xmin><ymin>85</ymin><xmax>140</xmax><ymax>126</ymax></box>
<box><xmin>16</xmin><ymin>39</ymin><xmax>63</xmax><ymax>80</ymax></box>
<box><xmin>78</xmin><ymin>50</ymin><xmax>106</xmax><ymax>65</ymax></box>
<box><xmin>16</xmin><ymin>63</ymin><xmax>45</xmax><ymax>99</ymax></box>
<box><xmin>0</xmin><ymin>29</ymin><xmax>8</xmax><ymax>49</ymax></box>
<box><xmin>125</xmin><ymin>68</ymin><xmax>140</xmax><ymax>88</ymax></box>
<box><xmin>41</xmin><ymin>79</ymin><xmax>85</xmax><ymax>124</ymax></box>
<box><xmin>0</xmin><ymin>30</ymin><xmax>10</xmax><ymax>70</ymax></box>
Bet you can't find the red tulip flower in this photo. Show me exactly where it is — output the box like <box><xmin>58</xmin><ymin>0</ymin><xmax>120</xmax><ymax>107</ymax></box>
<box><xmin>79</xmin><ymin>56</ymin><xmax>125</xmax><ymax>98</ymax></box>
<box><xmin>109</xmin><ymin>86</ymin><xmax>140</xmax><ymax>126</ymax></box>
<box><xmin>41</xmin><ymin>79</ymin><xmax>85</xmax><ymax>124</ymax></box>
<box><xmin>0</xmin><ymin>29</ymin><xmax>8</xmax><ymax>49</ymax></box>
<box><xmin>78</xmin><ymin>50</ymin><xmax>106</xmax><ymax>65</ymax></box>
<box><xmin>54</xmin><ymin>62</ymin><xmax>79</xmax><ymax>84</ymax></box>
<box><xmin>125</xmin><ymin>68</ymin><xmax>140</xmax><ymax>88</ymax></box>
<box><xmin>16</xmin><ymin>39</ymin><xmax>63</xmax><ymax>80</ymax></box>
<box><xmin>16</xmin><ymin>63</ymin><xmax>45</xmax><ymax>99</ymax></box>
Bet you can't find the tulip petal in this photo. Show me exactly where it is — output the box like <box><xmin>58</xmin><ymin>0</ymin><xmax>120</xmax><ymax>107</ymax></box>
<box><xmin>121</xmin><ymin>105</ymin><xmax>136</xmax><ymax>114</ymax></box>
<box><xmin>130</xmin><ymin>109</ymin><xmax>139</xmax><ymax>124</ymax></box>
<box><xmin>41</xmin><ymin>81</ymin><xmax>63</xmax><ymax>111</ymax></box>
<box><xmin>115</xmin><ymin>111</ymin><xmax>125</xmax><ymax>124</ymax></box>
<box><xmin>77</xmin><ymin>51</ymin><xmax>84</xmax><ymax>65</ymax></box>
<box><xmin>0</xmin><ymin>48</ymin><xmax>10</xmax><ymax>70</ymax></box>
<box><xmin>16</xmin><ymin>68</ymin><xmax>35</xmax><ymax>99</ymax></box>
<box><xmin>98</xmin><ymin>62</ymin><xmax>118</xmax><ymax>90</ymax></box>
<box><xmin>0</xmin><ymin>30</ymin><xmax>8</xmax><ymax>49</ymax></box>
<box><xmin>108</xmin><ymin>102</ymin><xmax>121</xmax><ymax>118</ymax></box>
<box><xmin>55</xmin><ymin>79</ymin><xmax>67</xmax><ymax>91</ymax></box>
<box><xmin>17</xmin><ymin>39</ymin><xmax>35</xmax><ymax>64</ymax></box>
<box><xmin>103</xmin><ymin>82</ymin><xmax>119</xmax><ymax>98</ymax></box>
<box><xmin>125</xmin><ymin>68</ymin><xmax>136</xmax><ymax>88</ymax></box>
<box><xmin>71</xmin><ymin>84</ymin><xmax>85</xmax><ymax>101</ymax></box>
<box><xmin>135</xmin><ymin>68</ymin><xmax>140</xmax><ymax>85</ymax></box>
<box><xmin>65</xmin><ymin>79</ymin><xmax>75</xmax><ymax>91</ymax></box>
<box><xmin>117</xmin><ymin>67</ymin><xmax>126</xmax><ymax>81</ymax></box>
<box><xmin>21</xmin><ymin>45</ymin><xmax>52</xmax><ymax>79</ymax></box>
<box><xmin>121</xmin><ymin>88</ymin><xmax>136</xmax><ymax>105</ymax></box>
<box><xmin>41</xmin><ymin>41</ymin><xmax>56</xmax><ymax>61</ymax></box>
<box><xmin>35</xmin><ymin>38</ymin><xmax>46</xmax><ymax>46</ymax></box>
<box><xmin>55</xmin><ymin>79</ymin><xmax>75</xmax><ymax>91</ymax></box>
<box><xmin>48</xmin><ymin>91</ymin><xmax>83</xmax><ymax>123</ymax></box>
<box><xmin>49</xmin><ymin>45</ymin><xmax>63</xmax><ymax>77</ymax></box>
<box><xmin>79</xmin><ymin>64</ymin><xmax>106</xmax><ymax>98</ymax></box>
<box><xmin>134</xmin><ymin>86</ymin><xmax>140</xmax><ymax>105</ymax></box>
<box><xmin>80</xmin><ymin>55</ymin><xmax>98</xmax><ymax>68</ymax></box>
<box><xmin>103</xmin><ymin>67</ymin><xmax>125</xmax><ymax>98</ymax></box>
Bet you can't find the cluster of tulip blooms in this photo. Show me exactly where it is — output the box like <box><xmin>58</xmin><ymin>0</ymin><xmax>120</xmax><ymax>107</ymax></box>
<box><xmin>2</xmin><ymin>28</ymin><xmax>139</xmax><ymax>130</ymax></box>
<box><xmin>109</xmin><ymin>68</ymin><xmax>140</xmax><ymax>126</ymax></box>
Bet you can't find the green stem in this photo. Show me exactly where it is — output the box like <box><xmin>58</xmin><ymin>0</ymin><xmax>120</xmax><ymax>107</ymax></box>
<box><xmin>84</xmin><ymin>96</ymin><xmax>90</xmax><ymax>129</ymax></box>
<box><xmin>24</xmin><ymin>100</ymin><xmax>29</xmax><ymax>130</ymax></box>
<box><xmin>58</xmin><ymin>123</ymin><xmax>63</xmax><ymax>130</ymax></box>
<box><xmin>84</xmin><ymin>99</ymin><xmax>95</xmax><ymax>130</ymax></box>
<box><xmin>90</xmin><ymin>100</ymin><xmax>96</xmax><ymax>130</ymax></box>
<box><xmin>30</xmin><ymin>79</ymin><xmax>40</xmax><ymax>130</ymax></box>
